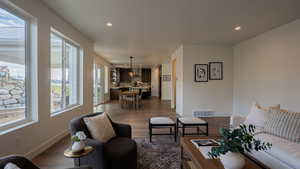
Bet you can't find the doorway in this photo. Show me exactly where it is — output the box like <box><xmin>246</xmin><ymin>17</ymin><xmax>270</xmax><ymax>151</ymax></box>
<box><xmin>172</xmin><ymin>59</ymin><xmax>176</xmax><ymax>109</ymax></box>
<box><xmin>93</xmin><ymin>64</ymin><xmax>104</xmax><ymax>106</ymax></box>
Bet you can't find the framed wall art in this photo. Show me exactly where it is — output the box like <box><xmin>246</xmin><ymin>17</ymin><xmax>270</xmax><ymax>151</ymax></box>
<box><xmin>194</xmin><ymin>64</ymin><xmax>208</xmax><ymax>82</ymax></box>
<box><xmin>162</xmin><ymin>75</ymin><xmax>171</xmax><ymax>81</ymax></box>
<box><xmin>209</xmin><ymin>62</ymin><xmax>223</xmax><ymax>80</ymax></box>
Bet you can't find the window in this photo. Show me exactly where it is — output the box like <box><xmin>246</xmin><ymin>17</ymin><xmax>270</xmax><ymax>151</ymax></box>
<box><xmin>50</xmin><ymin>31</ymin><xmax>80</xmax><ymax>114</ymax></box>
<box><xmin>0</xmin><ymin>6</ymin><xmax>31</xmax><ymax>127</ymax></box>
<box><xmin>93</xmin><ymin>64</ymin><xmax>103</xmax><ymax>106</ymax></box>
<box><xmin>104</xmin><ymin>66</ymin><xmax>109</xmax><ymax>94</ymax></box>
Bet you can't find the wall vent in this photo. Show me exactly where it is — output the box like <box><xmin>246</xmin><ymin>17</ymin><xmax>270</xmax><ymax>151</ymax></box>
<box><xmin>193</xmin><ymin>109</ymin><xmax>215</xmax><ymax>117</ymax></box>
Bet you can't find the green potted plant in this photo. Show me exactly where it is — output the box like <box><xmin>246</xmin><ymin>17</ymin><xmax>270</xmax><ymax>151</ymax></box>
<box><xmin>71</xmin><ymin>131</ymin><xmax>87</xmax><ymax>153</ymax></box>
<box><xmin>208</xmin><ymin>124</ymin><xmax>272</xmax><ymax>169</ymax></box>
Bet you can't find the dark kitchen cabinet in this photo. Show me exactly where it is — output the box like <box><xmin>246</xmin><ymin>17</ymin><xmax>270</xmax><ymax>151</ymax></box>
<box><xmin>142</xmin><ymin>68</ymin><xmax>151</xmax><ymax>83</ymax></box>
<box><xmin>120</xmin><ymin>68</ymin><xmax>131</xmax><ymax>83</ymax></box>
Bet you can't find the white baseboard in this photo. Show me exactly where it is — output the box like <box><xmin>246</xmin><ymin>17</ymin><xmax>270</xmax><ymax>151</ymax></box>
<box><xmin>25</xmin><ymin>129</ymin><xmax>69</xmax><ymax>160</ymax></box>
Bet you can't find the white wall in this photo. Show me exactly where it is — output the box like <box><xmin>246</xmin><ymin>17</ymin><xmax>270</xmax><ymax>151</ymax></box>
<box><xmin>0</xmin><ymin>0</ymin><xmax>108</xmax><ymax>158</ymax></box>
<box><xmin>171</xmin><ymin>46</ymin><xmax>183</xmax><ymax>114</ymax></box>
<box><xmin>233</xmin><ymin>18</ymin><xmax>300</xmax><ymax>115</ymax></box>
<box><xmin>151</xmin><ymin>66</ymin><xmax>159</xmax><ymax>97</ymax></box>
<box><xmin>161</xmin><ymin>63</ymin><xmax>171</xmax><ymax>100</ymax></box>
<box><xmin>182</xmin><ymin>44</ymin><xmax>234</xmax><ymax>117</ymax></box>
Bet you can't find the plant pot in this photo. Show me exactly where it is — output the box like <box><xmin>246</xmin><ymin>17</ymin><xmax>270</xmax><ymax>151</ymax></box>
<box><xmin>220</xmin><ymin>152</ymin><xmax>245</xmax><ymax>169</ymax></box>
<box><xmin>71</xmin><ymin>141</ymin><xmax>85</xmax><ymax>154</ymax></box>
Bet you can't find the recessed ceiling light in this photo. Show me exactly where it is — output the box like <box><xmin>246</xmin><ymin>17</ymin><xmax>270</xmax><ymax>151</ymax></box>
<box><xmin>106</xmin><ymin>22</ymin><xmax>112</xmax><ymax>27</ymax></box>
<box><xmin>234</xmin><ymin>26</ymin><xmax>241</xmax><ymax>31</ymax></box>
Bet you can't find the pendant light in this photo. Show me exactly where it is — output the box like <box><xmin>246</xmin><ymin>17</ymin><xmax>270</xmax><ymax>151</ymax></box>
<box><xmin>129</xmin><ymin>56</ymin><xmax>134</xmax><ymax>77</ymax></box>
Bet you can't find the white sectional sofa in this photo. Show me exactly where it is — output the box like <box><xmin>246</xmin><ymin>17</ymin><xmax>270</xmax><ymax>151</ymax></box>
<box><xmin>231</xmin><ymin>115</ymin><xmax>300</xmax><ymax>169</ymax></box>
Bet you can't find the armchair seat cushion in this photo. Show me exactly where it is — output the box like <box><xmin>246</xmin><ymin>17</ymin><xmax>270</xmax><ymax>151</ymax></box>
<box><xmin>104</xmin><ymin>137</ymin><xmax>137</xmax><ymax>169</ymax></box>
<box><xmin>104</xmin><ymin>137</ymin><xmax>137</xmax><ymax>158</ymax></box>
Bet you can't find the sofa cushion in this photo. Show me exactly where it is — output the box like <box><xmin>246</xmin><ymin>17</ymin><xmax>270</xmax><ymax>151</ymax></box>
<box><xmin>264</xmin><ymin>110</ymin><xmax>300</xmax><ymax>142</ymax></box>
<box><xmin>255</xmin><ymin>133</ymin><xmax>300</xmax><ymax>169</ymax></box>
<box><xmin>244</xmin><ymin>103</ymin><xmax>280</xmax><ymax>130</ymax></box>
<box><xmin>83</xmin><ymin>113</ymin><xmax>116</xmax><ymax>143</ymax></box>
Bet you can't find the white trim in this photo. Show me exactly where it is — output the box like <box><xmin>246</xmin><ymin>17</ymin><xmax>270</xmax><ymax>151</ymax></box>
<box><xmin>51</xmin><ymin>27</ymin><xmax>80</xmax><ymax>47</ymax></box>
<box><xmin>25</xmin><ymin>129</ymin><xmax>69</xmax><ymax>160</ymax></box>
<box><xmin>104</xmin><ymin>66</ymin><xmax>109</xmax><ymax>94</ymax></box>
<box><xmin>0</xmin><ymin>3</ymin><xmax>37</xmax><ymax>132</ymax></box>
<box><xmin>51</xmin><ymin>104</ymin><xmax>82</xmax><ymax>117</ymax></box>
<box><xmin>0</xmin><ymin>120</ymin><xmax>37</xmax><ymax>135</ymax></box>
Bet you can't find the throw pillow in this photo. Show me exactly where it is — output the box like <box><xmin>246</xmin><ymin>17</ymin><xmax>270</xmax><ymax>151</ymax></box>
<box><xmin>84</xmin><ymin>113</ymin><xmax>116</xmax><ymax>143</ymax></box>
<box><xmin>264</xmin><ymin>109</ymin><xmax>300</xmax><ymax>142</ymax></box>
<box><xmin>243</xmin><ymin>103</ymin><xmax>280</xmax><ymax>130</ymax></box>
<box><xmin>4</xmin><ymin>163</ymin><xmax>21</xmax><ymax>169</ymax></box>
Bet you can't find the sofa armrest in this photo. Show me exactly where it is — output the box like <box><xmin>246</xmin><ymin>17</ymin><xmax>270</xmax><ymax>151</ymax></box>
<box><xmin>230</xmin><ymin>115</ymin><xmax>246</xmax><ymax>128</ymax></box>
<box><xmin>111</xmin><ymin>122</ymin><xmax>132</xmax><ymax>138</ymax></box>
<box><xmin>77</xmin><ymin>138</ymin><xmax>106</xmax><ymax>169</ymax></box>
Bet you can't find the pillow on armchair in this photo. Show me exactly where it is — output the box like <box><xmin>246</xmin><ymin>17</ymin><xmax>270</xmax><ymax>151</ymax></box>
<box><xmin>83</xmin><ymin>112</ymin><xmax>116</xmax><ymax>143</ymax></box>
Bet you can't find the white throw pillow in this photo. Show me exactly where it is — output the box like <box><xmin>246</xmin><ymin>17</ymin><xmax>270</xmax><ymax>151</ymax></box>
<box><xmin>244</xmin><ymin>103</ymin><xmax>280</xmax><ymax>130</ymax></box>
<box><xmin>83</xmin><ymin>113</ymin><xmax>116</xmax><ymax>143</ymax></box>
<box><xmin>4</xmin><ymin>163</ymin><xmax>21</xmax><ymax>169</ymax></box>
<box><xmin>264</xmin><ymin>109</ymin><xmax>300</xmax><ymax>142</ymax></box>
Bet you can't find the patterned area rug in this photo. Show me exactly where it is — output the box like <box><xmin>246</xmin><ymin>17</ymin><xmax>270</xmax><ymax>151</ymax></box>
<box><xmin>135</xmin><ymin>137</ymin><xmax>181</xmax><ymax>169</ymax></box>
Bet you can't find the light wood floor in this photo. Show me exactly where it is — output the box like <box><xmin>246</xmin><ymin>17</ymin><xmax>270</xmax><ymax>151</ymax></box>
<box><xmin>32</xmin><ymin>97</ymin><xmax>176</xmax><ymax>169</ymax></box>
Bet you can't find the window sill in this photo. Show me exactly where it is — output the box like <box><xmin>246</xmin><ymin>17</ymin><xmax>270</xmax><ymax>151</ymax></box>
<box><xmin>0</xmin><ymin>119</ymin><xmax>38</xmax><ymax>136</ymax></box>
<box><xmin>51</xmin><ymin>104</ymin><xmax>82</xmax><ymax>117</ymax></box>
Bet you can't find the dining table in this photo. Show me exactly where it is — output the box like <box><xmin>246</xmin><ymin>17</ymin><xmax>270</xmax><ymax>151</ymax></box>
<box><xmin>120</xmin><ymin>90</ymin><xmax>139</xmax><ymax>109</ymax></box>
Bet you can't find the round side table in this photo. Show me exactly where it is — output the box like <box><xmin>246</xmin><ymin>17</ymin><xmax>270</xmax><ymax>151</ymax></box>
<box><xmin>64</xmin><ymin>146</ymin><xmax>93</xmax><ymax>167</ymax></box>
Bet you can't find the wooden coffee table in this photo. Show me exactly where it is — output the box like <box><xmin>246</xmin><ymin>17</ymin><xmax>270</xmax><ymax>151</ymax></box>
<box><xmin>180</xmin><ymin>136</ymin><xmax>269</xmax><ymax>169</ymax></box>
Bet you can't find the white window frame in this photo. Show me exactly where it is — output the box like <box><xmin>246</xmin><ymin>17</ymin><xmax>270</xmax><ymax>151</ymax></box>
<box><xmin>104</xmin><ymin>66</ymin><xmax>109</xmax><ymax>94</ymax></box>
<box><xmin>0</xmin><ymin>2</ymin><xmax>37</xmax><ymax>134</ymax></box>
<box><xmin>94</xmin><ymin>64</ymin><xmax>105</xmax><ymax>106</ymax></box>
<box><xmin>50</xmin><ymin>30</ymin><xmax>82</xmax><ymax>115</ymax></box>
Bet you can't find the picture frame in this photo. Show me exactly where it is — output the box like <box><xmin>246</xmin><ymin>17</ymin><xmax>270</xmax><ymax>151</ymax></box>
<box><xmin>194</xmin><ymin>64</ymin><xmax>208</xmax><ymax>82</ymax></box>
<box><xmin>162</xmin><ymin>75</ymin><xmax>171</xmax><ymax>81</ymax></box>
<box><xmin>209</xmin><ymin>62</ymin><xmax>223</xmax><ymax>80</ymax></box>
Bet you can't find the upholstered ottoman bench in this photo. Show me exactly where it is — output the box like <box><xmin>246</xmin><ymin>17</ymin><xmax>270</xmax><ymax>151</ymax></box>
<box><xmin>149</xmin><ymin>117</ymin><xmax>177</xmax><ymax>142</ymax></box>
<box><xmin>177</xmin><ymin>117</ymin><xmax>208</xmax><ymax>137</ymax></box>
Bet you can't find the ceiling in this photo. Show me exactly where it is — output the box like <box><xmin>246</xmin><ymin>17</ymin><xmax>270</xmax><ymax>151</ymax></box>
<box><xmin>42</xmin><ymin>0</ymin><xmax>300</xmax><ymax>66</ymax></box>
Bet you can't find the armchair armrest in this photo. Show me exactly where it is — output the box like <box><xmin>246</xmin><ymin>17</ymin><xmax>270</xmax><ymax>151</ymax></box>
<box><xmin>230</xmin><ymin>115</ymin><xmax>246</xmax><ymax>128</ymax></box>
<box><xmin>0</xmin><ymin>155</ymin><xmax>39</xmax><ymax>169</ymax></box>
<box><xmin>76</xmin><ymin>138</ymin><xmax>106</xmax><ymax>169</ymax></box>
<box><xmin>111</xmin><ymin>121</ymin><xmax>132</xmax><ymax>138</ymax></box>
<box><xmin>66</xmin><ymin>166</ymin><xmax>92</xmax><ymax>169</ymax></box>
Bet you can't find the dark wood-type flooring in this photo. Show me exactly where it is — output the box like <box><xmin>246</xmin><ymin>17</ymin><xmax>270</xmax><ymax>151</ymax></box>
<box><xmin>33</xmin><ymin>97</ymin><xmax>176</xmax><ymax>169</ymax></box>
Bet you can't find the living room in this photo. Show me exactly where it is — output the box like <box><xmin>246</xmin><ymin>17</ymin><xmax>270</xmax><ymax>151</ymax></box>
<box><xmin>0</xmin><ymin>0</ymin><xmax>300</xmax><ymax>169</ymax></box>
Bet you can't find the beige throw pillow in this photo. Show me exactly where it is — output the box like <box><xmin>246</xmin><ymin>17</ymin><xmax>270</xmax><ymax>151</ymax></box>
<box><xmin>84</xmin><ymin>113</ymin><xmax>116</xmax><ymax>143</ymax></box>
<box><xmin>244</xmin><ymin>103</ymin><xmax>280</xmax><ymax>130</ymax></box>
